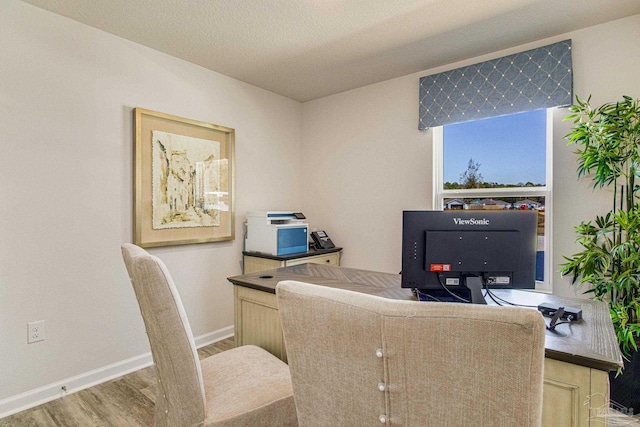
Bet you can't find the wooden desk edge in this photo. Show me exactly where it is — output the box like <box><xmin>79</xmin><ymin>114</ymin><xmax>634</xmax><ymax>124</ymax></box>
<box><xmin>228</xmin><ymin>264</ymin><xmax>623</xmax><ymax>372</ymax></box>
<box><xmin>242</xmin><ymin>247</ymin><xmax>342</xmax><ymax>261</ymax></box>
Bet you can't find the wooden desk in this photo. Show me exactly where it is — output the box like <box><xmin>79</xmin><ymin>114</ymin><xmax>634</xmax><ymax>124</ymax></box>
<box><xmin>228</xmin><ymin>263</ymin><xmax>622</xmax><ymax>427</ymax></box>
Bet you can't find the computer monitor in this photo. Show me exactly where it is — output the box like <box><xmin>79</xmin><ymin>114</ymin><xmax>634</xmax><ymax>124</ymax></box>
<box><xmin>401</xmin><ymin>210</ymin><xmax>538</xmax><ymax>304</ymax></box>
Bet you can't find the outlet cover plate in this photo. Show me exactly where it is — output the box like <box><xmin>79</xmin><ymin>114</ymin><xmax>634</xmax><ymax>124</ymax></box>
<box><xmin>27</xmin><ymin>320</ymin><xmax>45</xmax><ymax>344</ymax></box>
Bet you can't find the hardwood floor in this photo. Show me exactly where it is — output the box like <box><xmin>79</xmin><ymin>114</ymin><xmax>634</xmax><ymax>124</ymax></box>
<box><xmin>0</xmin><ymin>337</ymin><xmax>235</xmax><ymax>427</ymax></box>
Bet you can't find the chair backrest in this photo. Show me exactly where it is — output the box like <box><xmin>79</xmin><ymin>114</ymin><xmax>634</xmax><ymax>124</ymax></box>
<box><xmin>276</xmin><ymin>280</ymin><xmax>546</xmax><ymax>427</ymax></box>
<box><xmin>121</xmin><ymin>243</ymin><xmax>206</xmax><ymax>426</ymax></box>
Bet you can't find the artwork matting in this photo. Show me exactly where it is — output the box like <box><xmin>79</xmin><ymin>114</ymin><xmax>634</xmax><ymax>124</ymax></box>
<box><xmin>134</xmin><ymin>108</ymin><xmax>235</xmax><ymax>247</ymax></box>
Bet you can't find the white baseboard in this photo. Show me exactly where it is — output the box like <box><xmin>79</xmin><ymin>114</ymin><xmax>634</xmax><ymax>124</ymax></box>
<box><xmin>193</xmin><ymin>326</ymin><xmax>234</xmax><ymax>349</ymax></box>
<box><xmin>0</xmin><ymin>326</ymin><xmax>234</xmax><ymax>419</ymax></box>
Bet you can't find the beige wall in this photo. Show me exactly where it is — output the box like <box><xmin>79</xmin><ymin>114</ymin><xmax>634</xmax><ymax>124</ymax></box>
<box><xmin>0</xmin><ymin>0</ymin><xmax>303</xmax><ymax>408</ymax></box>
<box><xmin>1</xmin><ymin>0</ymin><xmax>639</xmax><ymax>414</ymax></box>
<box><xmin>301</xmin><ymin>14</ymin><xmax>640</xmax><ymax>298</ymax></box>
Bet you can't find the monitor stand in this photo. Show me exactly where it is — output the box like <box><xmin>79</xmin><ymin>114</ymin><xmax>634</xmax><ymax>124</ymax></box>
<box><xmin>464</xmin><ymin>276</ymin><xmax>487</xmax><ymax>305</ymax></box>
<box><xmin>415</xmin><ymin>276</ymin><xmax>487</xmax><ymax>304</ymax></box>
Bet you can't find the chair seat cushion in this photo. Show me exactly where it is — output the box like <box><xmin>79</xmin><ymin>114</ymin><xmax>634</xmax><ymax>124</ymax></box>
<box><xmin>201</xmin><ymin>345</ymin><xmax>297</xmax><ymax>427</ymax></box>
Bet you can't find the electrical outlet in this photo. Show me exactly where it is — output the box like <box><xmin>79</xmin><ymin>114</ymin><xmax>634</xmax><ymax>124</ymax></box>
<box><xmin>27</xmin><ymin>320</ymin><xmax>45</xmax><ymax>344</ymax></box>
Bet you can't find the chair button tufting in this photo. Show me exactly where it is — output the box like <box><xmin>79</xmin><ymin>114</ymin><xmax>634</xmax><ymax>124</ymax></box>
<box><xmin>379</xmin><ymin>414</ymin><xmax>387</xmax><ymax>423</ymax></box>
<box><xmin>378</xmin><ymin>382</ymin><xmax>386</xmax><ymax>391</ymax></box>
<box><xmin>376</xmin><ymin>348</ymin><xmax>383</xmax><ymax>358</ymax></box>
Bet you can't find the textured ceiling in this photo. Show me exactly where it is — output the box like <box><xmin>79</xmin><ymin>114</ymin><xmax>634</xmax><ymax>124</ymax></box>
<box><xmin>19</xmin><ymin>0</ymin><xmax>640</xmax><ymax>102</ymax></box>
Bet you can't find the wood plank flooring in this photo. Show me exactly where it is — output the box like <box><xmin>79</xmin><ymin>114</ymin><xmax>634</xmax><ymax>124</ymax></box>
<box><xmin>0</xmin><ymin>337</ymin><xmax>235</xmax><ymax>427</ymax></box>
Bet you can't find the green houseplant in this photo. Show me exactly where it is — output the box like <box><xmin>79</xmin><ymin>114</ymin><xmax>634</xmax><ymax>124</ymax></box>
<box><xmin>561</xmin><ymin>95</ymin><xmax>640</xmax><ymax>360</ymax></box>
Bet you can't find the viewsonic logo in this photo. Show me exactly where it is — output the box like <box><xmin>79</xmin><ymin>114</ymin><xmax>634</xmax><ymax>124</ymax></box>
<box><xmin>453</xmin><ymin>217</ymin><xmax>490</xmax><ymax>226</ymax></box>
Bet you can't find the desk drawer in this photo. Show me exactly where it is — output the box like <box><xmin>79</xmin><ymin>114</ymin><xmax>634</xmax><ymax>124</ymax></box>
<box><xmin>286</xmin><ymin>253</ymin><xmax>339</xmax><ymax>267</ymax></box>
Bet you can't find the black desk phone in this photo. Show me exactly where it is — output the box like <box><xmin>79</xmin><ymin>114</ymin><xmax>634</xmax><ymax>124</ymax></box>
<box><xmin>311</xmin><ymin>230</ymin><xmax>335</xmax><ymax>249</ymax></box>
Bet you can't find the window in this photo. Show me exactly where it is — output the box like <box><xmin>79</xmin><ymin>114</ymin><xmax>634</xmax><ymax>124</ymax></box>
<box><xmin>433</xmin><ymin>109</ymin><xmax>553</xmax><ymax>290</ymax></box>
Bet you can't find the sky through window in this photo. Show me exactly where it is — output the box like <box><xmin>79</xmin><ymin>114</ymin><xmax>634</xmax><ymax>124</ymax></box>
<box><xmin>443</xmin><ymin>109</ymin><xmax>547</xmax><ymax>186</ymax></box>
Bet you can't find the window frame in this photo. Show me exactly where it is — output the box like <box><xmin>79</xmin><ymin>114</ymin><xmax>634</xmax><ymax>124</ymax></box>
<box><xmin>432</xmin><ymin>109</ymin><xmax>554</xmax><ymax>292</ymax></box>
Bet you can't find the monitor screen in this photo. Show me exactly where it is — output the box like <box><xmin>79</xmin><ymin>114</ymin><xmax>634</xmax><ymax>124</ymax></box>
<box><xmin>401</xmin><ymin>210</ymin><xmax>537</xmax><ymax>303</ymax></box>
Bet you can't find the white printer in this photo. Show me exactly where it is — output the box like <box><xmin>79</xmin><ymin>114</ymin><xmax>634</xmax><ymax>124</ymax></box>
<box><xmin>245</xmin><ymin>211</ymin><xmax>309</xmax><ymax>256</ymax></box>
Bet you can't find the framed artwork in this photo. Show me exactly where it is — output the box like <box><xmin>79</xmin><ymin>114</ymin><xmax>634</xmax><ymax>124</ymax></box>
<box><xmin>133</xmin><ymin>108</ymin><xmax>235</xmax><ymax>247</ymax></box>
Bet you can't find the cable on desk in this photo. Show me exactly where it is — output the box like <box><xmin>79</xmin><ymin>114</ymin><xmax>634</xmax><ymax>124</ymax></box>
<box><xmin>484</xmin><ymin>288</ymin><xmax>538</xmax><ymax>308</ymax></box>
<box><xmin>544</xmin><ymin>306</ymin><xmax>578</xmax><ymax>331</ymax></box>
<box><xmin>436</xmin><ymin>274</ymin><xmax>471</xmax><ymax>303</ymax></box>
<box><xmin>415</xmin><ymin>289</ymin><xmax>444</xmax><ymax>302</ymax></box>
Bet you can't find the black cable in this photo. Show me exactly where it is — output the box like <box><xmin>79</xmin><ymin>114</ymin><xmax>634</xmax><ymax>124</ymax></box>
<box><xmin>547</xmin><ymin>320</ymin><xmax>573</xmax><ymax>330</ymax></box>
<box><xmin>484</xmin><ymin>287</ymin><xmax>539</xmax><ymax>308</ymax></box>
<box><xmin>545</xmin><ymin>307</ymin><xmax>577</xmax><ymax>331</ymax></box>
<box><xmin>546</xmin><ymin>306</ymin><xmax>578</xmax><ymax>331</ymax></box>
<box><xmin>485</xmin><ymin>288</ymin><xmax>505</xmax><ymax>306</ymax></box>
<box><xmin>436</xmin><ymin>274</ymin><xmax>471</xmax><ymax>303</ymax></box>
<box><xmin>415</xmin><ymin>289</ymin><xmax>444</xmax><ymax>302</ymax></box>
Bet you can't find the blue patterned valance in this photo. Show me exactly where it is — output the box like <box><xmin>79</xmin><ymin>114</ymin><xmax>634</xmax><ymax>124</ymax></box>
<box><xmin>419</xmin><ymin>40</ymin><xmax>573</xmax><ymax>129</ymax></box>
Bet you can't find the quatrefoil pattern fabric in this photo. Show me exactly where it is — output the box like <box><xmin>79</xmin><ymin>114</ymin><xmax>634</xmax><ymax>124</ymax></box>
<box><xmin>419</xmin><ymin>40</ymin><xmax>572</xmax><ymax>129</ymax></box>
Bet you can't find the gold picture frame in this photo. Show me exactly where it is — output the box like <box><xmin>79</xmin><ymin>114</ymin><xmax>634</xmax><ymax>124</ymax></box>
<box><xmin>133</xmin><ymin>108</ymin><xmax>235</xmax><ymax>247</ymax></box>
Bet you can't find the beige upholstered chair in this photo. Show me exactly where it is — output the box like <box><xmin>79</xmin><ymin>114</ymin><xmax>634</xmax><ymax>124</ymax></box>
<box><xmin>276</xmin><ymin>280</ymin><xmax>546</xmax><ymax>427</ymax></box>
<box><xmin>121</xmin><ymin>243</ymin><xmax>297</xmax><ymax>427</ymax></box>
